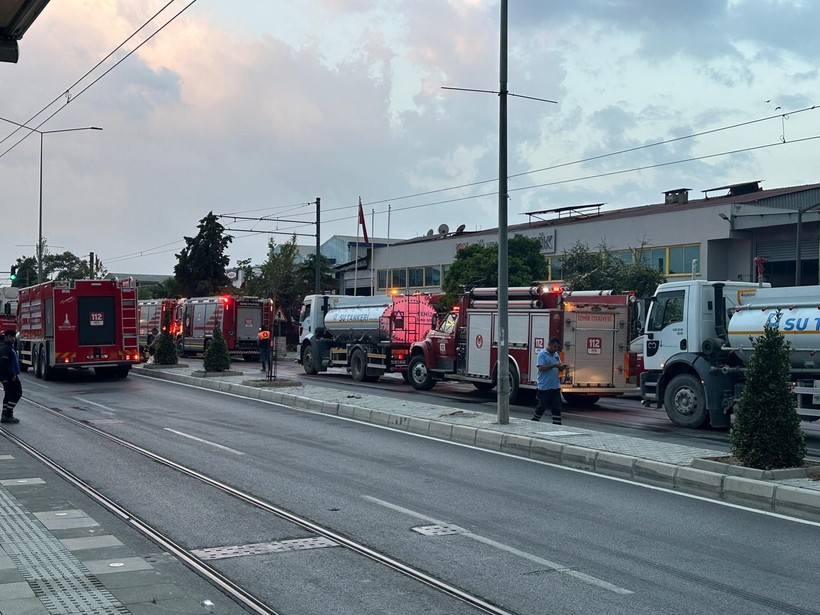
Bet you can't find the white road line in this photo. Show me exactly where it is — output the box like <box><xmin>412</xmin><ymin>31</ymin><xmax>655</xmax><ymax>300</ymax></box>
<box><xmin>163</xmin><ymin>428</ymin><xmax>245</xmax><ymax>455</ymax></box>
<box><xmin>74</xmin><ymin>396</ymin><xmax>118</xmax><ymax>415</ymax></box>
<box><xmin>363</xmin><ymin>495</ymin><xmax>633</xmax><ymax>595</ymax></box>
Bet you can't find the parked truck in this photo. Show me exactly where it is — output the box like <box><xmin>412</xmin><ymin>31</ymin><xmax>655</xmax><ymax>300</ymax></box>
<box><xmin>640</xmin><ymin>279</ymin><xmax>820</xmax><ymax>428</ymax></box>
<box><xmin>16</xmin><ymin>278</ymin><xmax>141</xmax><ymax>379</ymax></box>
<box><xmin>0</xmin><ymin>286</ymin><xmax>18</xmax><ymax>332</ymax></box>
<box><xmin>174</xmin><ymin>295</ymin><xmax>272</xmax><ymax>360</ymax></box>
<box><xmin>138</xmin><ymin>298</ymin><xmax>179</xmax><ymax>350</ymax></box>
<box><xmin>406</xmin><ymin>286</ymin><xmax>642</xmax><ymax>404</ymax></box>
<box><xmin>298</xmin><ymin>293</ymin><xmax>438</xmax><ymax>382</ymax></box>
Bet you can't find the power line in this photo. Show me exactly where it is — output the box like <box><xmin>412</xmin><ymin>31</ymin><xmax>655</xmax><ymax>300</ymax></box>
<box><xmin>0</xmin><ymin>0</ymin><xmax>200</xmax><ymax>160</ymax></box>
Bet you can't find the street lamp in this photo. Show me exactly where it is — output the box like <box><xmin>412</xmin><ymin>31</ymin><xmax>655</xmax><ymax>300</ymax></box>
<box><xmin>0</xmin><ymin>117</ymin><xmax>102</xmax><ymax>283</ymax></box>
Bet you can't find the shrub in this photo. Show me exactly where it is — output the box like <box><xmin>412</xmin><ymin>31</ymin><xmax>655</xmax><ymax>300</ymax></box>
<box><xmin>203</xmin><ymin>325</ymin><xmax>231</xmax><ymax>372</ymax></box>
<box><xmin>154</xmin><ymin>309</ymin><xmax>178</xmax><ymax>365</ymax></box>
<box><xmin>729</xmin><ymin>313</ymin><xmax>806</xmax><ymax>470</ymax></box>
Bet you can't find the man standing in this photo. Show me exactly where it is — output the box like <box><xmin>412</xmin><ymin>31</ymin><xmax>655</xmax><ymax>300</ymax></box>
<box><xmin>257</xmin><ymin>325</ymin><xmax>271</xmax><ymax>373</ymax></box>
<box><xmin>532</xmin><ymin>336</ymin><xmax>565</xmax><ymax>425</ymax></box>
<box><xmin>0</xmin><ymin>330</ymin><xmax>22</xmax><ymax>424</ymax></box>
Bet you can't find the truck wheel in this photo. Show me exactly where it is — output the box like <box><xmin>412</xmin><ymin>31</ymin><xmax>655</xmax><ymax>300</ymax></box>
<box><xmin>400</xmin><ymin>371</ymin><xmax>410</xmax><ymax>384</ymax></box>
<box><xmin>301</xmin><ymin>345</ymin><xmax>319</xmax><ymax>375</ymax></box>
<box><xmin>664</xmin><ymin>374</ymin><xmax>709</xmax><ymax>428</ymax></box>
<box><xmin>177</xmin><ymin>340</ymin><xmax>187</xmax><ymax>358</ymax></box>
<box><xmin>563</xmin><ymin>393</ymin><xmax>600</xmax><ymax>407</ymax></box>
<box><xmin>350</xmin><ymin>349</ymin><xmax>372</xmax><ymax>382</ymax></box>
<box><xmin>507</xmin><ymin>364</ymin><xmax>520</xmax><ymax>404</ymax></box>
<box><xmin>407</xmin><ymin>356</ymin><xmax>435</xmax><ymax>391</ymax></box>
<box><xmin>116</xmin><ymin>366</ymin><xmax>131</xmax><ymax>378</ymax></box>
<box><xmin>34</xmin><ymin>346</ymin><xmax>42</xmax><ymax>379</ymax></box>
<box><xmin>40</xmin><ymin>347</ymin><xmax>53</xmax><ymax>381</ymax></box>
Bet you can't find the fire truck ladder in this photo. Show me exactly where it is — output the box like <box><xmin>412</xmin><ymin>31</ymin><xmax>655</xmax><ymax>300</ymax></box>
<box><xmin>121</xmin><ymin>290</ymin><xmax>139</xmax><ymax>350</ymax></box>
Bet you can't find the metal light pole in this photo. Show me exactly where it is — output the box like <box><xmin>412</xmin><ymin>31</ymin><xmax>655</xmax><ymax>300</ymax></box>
<box><xmin>0</xmin><ymin>117</ymin><xmax>101</xmax><ymax>283</ymax></box>
<box><xmin>496</xmin><ymin>0</ymin><xmax>510</xmax><ymax>424</ymax></box>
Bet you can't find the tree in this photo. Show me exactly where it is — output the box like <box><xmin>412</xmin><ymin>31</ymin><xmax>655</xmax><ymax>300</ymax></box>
<box><xmin>153</xmin><ymin>309</ymin><xmax>178</xmax><ymax>365</ymax></box>
<box><xmin>203</xmin><ymin>325</ymin><xmax>231</xmax><ymax>372</ymax></box>
<box><xmin>729</xmin><ymin>314</ymin><xmax>806</xmax><ymax>470</ymax></box>
<box><xmin>295</xmin><ymin>252</ymin><xmax>337</xmax><ymax>296</ymax></box>
<box><xmin>10</xmin><ymin>256</ymin><xmax>37</xmax><ymax>287</ymax></box>
<box><xmin>174</xmin><ymin>212</ymin><xmax>233</xmax><ymax>296</ymax></box>
<box><xmin>441</xmin><ymin>235</ymin><xmax>548</xmax><ymax>309</ymax></box>
<box><xmin>561</xmin><ymin>241</ymin><xmax>665</xmax><ymax>299</ymax></box>
<box><xmin>138</xmin><ymin>277</ymin><xmax>184</xmax><ymax>300</ymax></box>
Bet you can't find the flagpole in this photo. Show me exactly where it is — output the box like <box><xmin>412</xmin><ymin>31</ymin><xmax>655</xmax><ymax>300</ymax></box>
<box><xmin>371</xmin><ymin>208</ymin><xmax>375</xmax><ymax>296</ymax></box>
<box><xmin>354</xmin><ymin>212</ymin><xmax>360</xmax><ymax>297</ymax></box>
<box><xmin>386</xmin><ymin>204</ymin><xmax>391</xmax><ymax>291</ymax></box>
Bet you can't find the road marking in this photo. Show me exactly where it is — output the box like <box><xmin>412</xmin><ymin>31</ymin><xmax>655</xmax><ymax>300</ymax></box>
<box><xmin>163</xmin><ymin>428</ymin><xmax>245</xmax><ymax>455</ymax></box>
<box><xmin>74</xmin><ymin>396</ymin><xmax>118</xmax><ymax>415</ymax></box>
<box><xmin>133</xmin><ymin>374</ymin><xmax>820</xmax><ymax>527</ymax></box>
<box><xmin>363</xmin><ymin>495</ymin><xmax>633</xmax><ymax>595</ymax></box>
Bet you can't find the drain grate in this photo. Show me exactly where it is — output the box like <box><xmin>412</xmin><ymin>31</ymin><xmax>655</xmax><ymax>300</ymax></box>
<box><xmin>0</xmin><ymin>486</ymin><xmax>129</xmax><ymax>614</ymax></box>
<box><xmin>411</xmin><ymin>524</ymin><xmax>464</xmax><ymax>536</ymax></box>
<box><xmin>193</xmin><ymin>536</ymin><xmax>338</xmax><ymax>560</ymax></box>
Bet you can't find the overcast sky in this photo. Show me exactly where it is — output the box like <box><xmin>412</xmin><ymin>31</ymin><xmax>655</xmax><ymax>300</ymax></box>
<box><xmin>1</xmin><ymin>0</ymin><xmax>818</xmax><ymax>278</ymax></box>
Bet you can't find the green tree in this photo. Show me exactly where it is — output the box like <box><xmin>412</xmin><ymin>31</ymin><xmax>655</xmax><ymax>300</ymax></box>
<box><xmin>174</xmin><ymin>212</ymin><xmax>233</xmax><ymax>296</ymax></box>
<box><xmin>203</xmin><ymin>325</ymin><xmax>231</xmax><ymax>372</ymax></box>
<box><xmin>441</xmin><ymin>235</ymin><xmax>547</xmax><ymax>309</ymax></box>
<box><xmin>138</xmin><ymin>277</ymin><xmax>183</xmax><ymax>300</ymax></box>
<box><xmin>561</xmin><ymin>241</ymin><xmax>664</xmax><ymax>299</ymax></box>
<box><xmin>10</xmin><ymin>256</ymin><xmax>37</xmax><ymax>287</ymax></box>
<box><xmin>729</xmin><ymin>314</ymin><xmax>806</xmax><ymax>470</ymax></box>
<box><xmin>153</xmin><ymin>309</ymin><xmax>179</xmax><ymax>365</ymax></box>
<box><xmin>295</xmin><ymin>252</ymin><xmax>337</xmax><ymax>296</ymax></box>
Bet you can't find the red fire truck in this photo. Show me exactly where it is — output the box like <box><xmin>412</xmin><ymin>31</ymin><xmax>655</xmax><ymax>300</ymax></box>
<box><xmin>406</xmin><ymin>286</ymin><xmax>641</xmax><ymax>405</ymax></box>
<box><xmin>16</xmin><ymin>278</ymin><xmax>141</xmax><ymax>379</ymax></box>
<box><xmin>174</xmin><ymin>295</ymin><xmax>273</xmax><ymax>360</ymax></box>
<box><xmin>0</xmin><ymin>286</ymin><xmax>18</xmax><ymax>332</ymax></box>
<box><xmin>138</xmin><ymin>298</ymin><xmax>180</xmax><ymax>349</ymax></box>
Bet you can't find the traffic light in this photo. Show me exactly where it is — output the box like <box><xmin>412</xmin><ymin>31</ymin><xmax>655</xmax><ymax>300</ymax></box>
<box><xmin>9</xmin><ymin>265</ymin><xmax>16</xmax><ymax>282</ymax></box>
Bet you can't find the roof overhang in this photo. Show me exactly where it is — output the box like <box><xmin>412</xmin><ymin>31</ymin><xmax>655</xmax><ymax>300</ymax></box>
<box><xmin>738</xmin><ymin>186</ymin><xmax>820</xmax><ymax>213</ymax></box>
<box><xmin>0</xmin><ymin>0</ymin><xmax>51</xmax><ymax>63</ymax></box>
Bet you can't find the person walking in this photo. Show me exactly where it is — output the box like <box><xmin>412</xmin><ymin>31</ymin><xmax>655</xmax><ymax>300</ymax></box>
<box><xmin>531</xmin><ymin>336</ymin><xmax>565</xmax><ymax>425</ymax></box>
<box><xmin>257</xmin><ymin>325</ymin><xmax>271</xmax><ymax>373</ymax></box>
<box><xmin>0</xmin><ymin>330</ymin><xmax>22</xmax><ymax>424</ymax></box>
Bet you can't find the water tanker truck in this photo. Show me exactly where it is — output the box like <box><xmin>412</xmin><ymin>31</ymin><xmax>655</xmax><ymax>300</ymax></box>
<box><xmin>298</xmin><ymin>293</ymin><xmax>438</xmax><ymax>382</ymax></box>
<box><xmin>640</xmin><ymin>280</ymin><xmax>820</xmax><ymax>428</ymax></box>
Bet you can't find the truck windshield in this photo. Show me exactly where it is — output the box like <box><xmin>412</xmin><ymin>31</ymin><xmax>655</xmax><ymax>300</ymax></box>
<box><xmin>438</xmin><ymin>312</ymin><xmax>458</xmax><ymax>334</ymax></box>
<box><xmin>647</xmin><ymin>290</ymin><xmax>684</xmax><ymax>331</ymax></box>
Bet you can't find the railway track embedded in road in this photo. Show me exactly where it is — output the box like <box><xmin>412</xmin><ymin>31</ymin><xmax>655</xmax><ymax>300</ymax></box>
<box><xmin>4</xmin><ymin>397</ymin><xmax>518</xmax><ymax>615</ymax></box>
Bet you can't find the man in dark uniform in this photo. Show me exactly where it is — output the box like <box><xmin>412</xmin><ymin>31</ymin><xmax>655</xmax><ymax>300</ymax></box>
<box><xmin>0</xmin><ymin>330</ymin><xmax>22</xmax><ymax>424</ymax></box>
<box><xmin>257</xmin><ymin>325</ymin><xmax>271</xmax><ymax>373</ymax></box>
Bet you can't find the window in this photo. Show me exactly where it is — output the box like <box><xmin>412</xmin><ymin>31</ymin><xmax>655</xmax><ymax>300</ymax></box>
<box><xmin>377</xmin><ymin>270</ymin><xmax>388</xmax><ymax>290</ymax></box>
<box><xmin>424</xmin><ymin>266</ymin><xmax>441</xmax><ymax>287</ymax></box>
<box><xmin>408</xmin><ymin>267</ymin><xmax>424</xmax><ymax>287</ymax></box>
<box><xmin>549</xmin><ymin>257</ymin><xmax>563</xmax><ymax>281</ymax></box>
<box><xmin>647</xmin><ymin>290</ymin><xmax>685</xmax><ymax>331</ymax></box>
<box><xmin>442</xmin><ymin>265</ymin><xmax>451</xmax><ymax>285</ymax></box>
<box><xmin>438</xmin><ymin>312</ymin><xmax>458</xmax><ymax>334</ymax></box>
<box><xmin>391</xmin><ymin>268</ymin><xmax>407</xmax><ymax>288</ymax></box>
<box><xmin>668</xmin><ymin>244</ymin><xmax>700</xmax><ymax>275</ymax></box>
<box><xmin>613</xmin><ymin>250</ymin><xmax>633</xmax><ymax>264</ymax></box>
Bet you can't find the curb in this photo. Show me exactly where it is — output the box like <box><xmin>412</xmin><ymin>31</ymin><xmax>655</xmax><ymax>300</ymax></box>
<box><xmin>134</xmin><ymin>367</ymin><xmax>820</xmax><ymax>523</ymax></box>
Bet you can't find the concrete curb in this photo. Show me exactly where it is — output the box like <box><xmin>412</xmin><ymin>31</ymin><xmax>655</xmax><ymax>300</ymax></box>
<box><xmin>134</xmin><ymin>367</ymin><xmax>820</xmax><ymax>522</ymax></box>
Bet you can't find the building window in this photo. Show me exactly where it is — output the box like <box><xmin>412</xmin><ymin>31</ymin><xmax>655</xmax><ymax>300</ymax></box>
<box><xmin>442</xmin><ymin>265</ymin><xmax>450</xmax><ymax>286</ymax></box>
<box><xmin>391</xmin><ymin>268</ymin><xmax>407</xmax><ymax>289</ymax></box>
<box><xmin>668</xmin><ymin>244</ymin><xmax>700</xmax><ymax>275</ymax></box>
<box><xmin>408</xmin><ymin>267</ymin><xmax>424</xmax><ymax>287</ymax></box>
<box><xmin>377</xmin><ymin>270</ymin><xmax>388</xmax><ymax>290</ymax></box>
<box><xmin>425</xmin><ymin>266</ymin><xmax>441</xmax><ymax>287</ymax></box>
<box><xmin>549</xmin><ymin>257</ymin><xmax>563</xmax><ymax>281</ymax></box>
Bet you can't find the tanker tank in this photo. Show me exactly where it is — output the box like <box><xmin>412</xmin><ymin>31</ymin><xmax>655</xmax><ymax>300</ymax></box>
<box><xmin>727</xmin><ymin>284</ymin><xmax>820</xmax><ymax>367</ymax></box>
<box><xmin>323</xmin><ymin>294</ymin><xmax>438</xmax><ymax>344</ymax></box>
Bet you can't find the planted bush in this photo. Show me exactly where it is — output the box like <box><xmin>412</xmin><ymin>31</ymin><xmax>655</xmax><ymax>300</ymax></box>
<box><xmin>203</xmin><ymin>325</ymin><xmax>231</xmax><ymax>372</ymax></box>
<box><xmin>154</xmin><ymin>310</ymin><xmax>178</xmax><ymax>365</ymax></box>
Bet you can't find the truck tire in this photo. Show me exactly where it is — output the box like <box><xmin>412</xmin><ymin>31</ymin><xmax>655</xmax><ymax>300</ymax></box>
<box><xmin>40</xmin><ymin>347</ymin><xmax>54</xmax><ymax>381</ymax></box>
<box><xmin>116</xmin><ymin>366</ymin><xmax>131</xmax><ymax>378</ymax></box>
<box><xmin>177</xmin><ymin>340</ymin><xmax>187</xmax><ymax>358</ymax></box>
<box><xmin>34</xmin><ymin>346</ymin><xmax>42</xmax><ymax>379</ymax></box>
<box><xmin>301</xmin><ymin>345</ymin><xmax>319</xmax><ymax>375</ymax></box>
<box><xmin>563</xmin><ymin>393</ymin><xmax>600</xmax><ymax>407</ymax></box>
<box><xmin>350</xmin><ymin>348</ymin><xmax>368</xmax><ymax>382</ymax></box>
<box><xmin>664</xmin><ymin>374</ymin><xmax>709</xmax><ymax>428</ymax></box>
<box><xmin>407</xmin><ymin>356</ymin><xmax>435</xmax><ymax>391</ymax></box>
<box><xmin>493</xmin><ymin>362</ymin><xmax>520</xmax><ymax>403</ymax></box>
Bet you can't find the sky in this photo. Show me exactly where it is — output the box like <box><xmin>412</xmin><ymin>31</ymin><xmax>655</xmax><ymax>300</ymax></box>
<box><xmin>1</xmin><ymin>0</ymin><xmax>819</xmax><ymax>279</ymax></box>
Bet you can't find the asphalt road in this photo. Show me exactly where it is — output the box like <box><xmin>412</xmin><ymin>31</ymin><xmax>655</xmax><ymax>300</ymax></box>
<box><xmin>13</xmin><ymin>368</ymin><xmax>820</xmax><ymax>614</ymax></box>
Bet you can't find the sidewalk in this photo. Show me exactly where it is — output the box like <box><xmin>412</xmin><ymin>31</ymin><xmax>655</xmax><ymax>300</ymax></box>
<box><xmin>136</xmin><ymin>363</ymin><xmax>820</xmax><ymax>523</ymax></box>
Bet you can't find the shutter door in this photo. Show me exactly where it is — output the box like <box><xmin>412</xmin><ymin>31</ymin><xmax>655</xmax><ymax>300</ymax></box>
<box><xmin>756</xmin><ymin>241</ymin><xmax>819</xmax><ymax>262</ymax></box>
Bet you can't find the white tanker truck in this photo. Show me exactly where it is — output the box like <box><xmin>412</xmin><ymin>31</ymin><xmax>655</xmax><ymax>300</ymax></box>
<box><xmin>640</xmin><ymin>279</ymin><xmax>820</xmax><ymax>428</ymax></box>
<box><xmin>298</xmin><ymin>293</ymin><xmax>438</xmax><ymax>382</ymax></box>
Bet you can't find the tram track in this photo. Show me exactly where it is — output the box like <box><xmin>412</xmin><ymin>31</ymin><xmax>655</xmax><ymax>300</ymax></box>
<box><xmin>7</xmin><ymin>396</ymin><xmax>517</xmax><ymax>615</ymax></box>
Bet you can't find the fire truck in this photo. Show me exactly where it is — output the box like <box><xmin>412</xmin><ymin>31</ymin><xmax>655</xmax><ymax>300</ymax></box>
<box><xmin>174</xmin><ymin>295</ymin><xmax>272</xmax><ymax>360</ymax></box>
<box><xmin>16</xmin><ymin>278</ymin><xmax>141</xmax><ymax>379</ymax></box>
<box><xmin>0</xmin><ymin>286</ymin><xmax>18</xmax><ymax>332</ymax></box>
<box><xmin>138</xmin><ymin>298</ymin><xmax>180</xmax><ymax>348</ymax></box>
<box><xmin>406</xmin><ymin>286</ymin><xmax>641</xmax><ymax>405</ymax></box>
<box><xmin>298</xmin><ymin>293</ymin><xmax>438</xmax><ymax>381</ymax></box>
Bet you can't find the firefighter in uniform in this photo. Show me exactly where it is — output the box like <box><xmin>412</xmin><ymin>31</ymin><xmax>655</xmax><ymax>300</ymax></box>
<box><xmin>258</xmin><ymin>326</ymin><xmax>271</xmax><ymax>373</ymax></box>
<box><xmin>0</xmin><ymin>330</ymin><xmax>22</xmax><ymax>424</ymax></box>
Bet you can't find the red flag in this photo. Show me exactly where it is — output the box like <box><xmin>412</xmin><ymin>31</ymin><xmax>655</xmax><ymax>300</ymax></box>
<box><xmin>358</xmin><ymin>197</ymin><xmax>369</xmax><ymax>244</ymax></box>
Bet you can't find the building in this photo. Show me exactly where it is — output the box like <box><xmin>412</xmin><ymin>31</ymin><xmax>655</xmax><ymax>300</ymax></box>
<box><xmin>356</xmin><ymin>181</ymin><xmax>820</xmax><ymax>294</ymax></box>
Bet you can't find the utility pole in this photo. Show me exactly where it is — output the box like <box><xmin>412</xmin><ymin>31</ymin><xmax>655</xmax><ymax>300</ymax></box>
<box><xmin>496</xmin><ymin>0</ymin><xmax>510</xmax><ymax>424</ymax></box>
<box><xmin>315</xmin><ymin>197</ymin><xmax>321</xmax><ymax>293</ymax></box>
<box><xmin>89</xmin><ymin>252</ymin><xmax>95</xmax><ymax>279</ymax></box>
